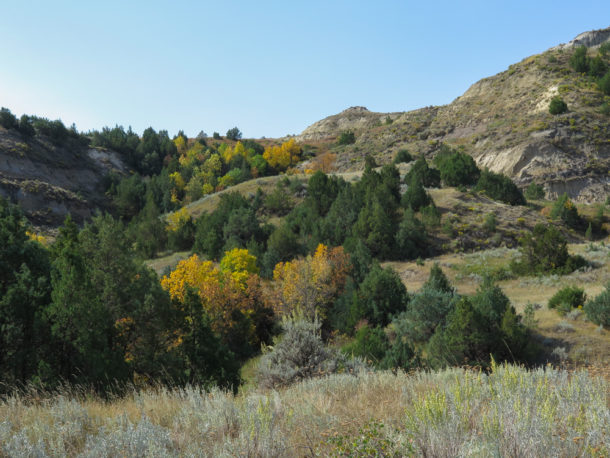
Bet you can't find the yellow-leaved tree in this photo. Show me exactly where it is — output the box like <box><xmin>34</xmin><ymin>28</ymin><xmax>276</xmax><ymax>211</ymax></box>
<box><xmin>160</xmin><ymin>253</ymin><xmax>273</xmax><ymax>355</ymax></box>
<box><xmin>165</xmin><ymin>207</ymin><xmax>191</xmax><ymax>233</ymax></box>
<box><xmin>263</xmin><ymin>138</ymin><xmax>301</xmax><ymax>171</ymax></box>
<box><xmin>271</xmin><ymin>244</ymin><xmax>350</xmax><ymax>321</ymax></box>
<box><xmin>220</xmin><ymin>248</ymin><xmax>260</xmax><ymax>289</ymax></box>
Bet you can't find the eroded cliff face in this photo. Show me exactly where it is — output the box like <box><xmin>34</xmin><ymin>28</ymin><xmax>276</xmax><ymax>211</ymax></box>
<box><xmin>0</xmin><ymin>127</ymin><xmax>126</xmax><ymax>228</ymax></box>
<box><xmin>295</xmin><ymin>28</ymin><xmax>610</xmax><ymax>203</ymax></box>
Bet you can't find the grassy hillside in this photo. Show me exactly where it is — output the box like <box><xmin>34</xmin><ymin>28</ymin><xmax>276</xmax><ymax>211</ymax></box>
<box><xmin>1</xmin><ymin>364</ymin><xmax>608</xmax><ymax>456</ymax></box>
<box><xmin>296</xmin><ymin>32</ymin><xmax>610</xmax><ymax>203</ymax></box>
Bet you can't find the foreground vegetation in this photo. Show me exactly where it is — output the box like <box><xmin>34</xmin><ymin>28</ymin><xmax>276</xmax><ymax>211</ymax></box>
<box><xmin>1</xmin><ymin>363</ymin><xmax>608</xmax><ymax>456</ymax></box>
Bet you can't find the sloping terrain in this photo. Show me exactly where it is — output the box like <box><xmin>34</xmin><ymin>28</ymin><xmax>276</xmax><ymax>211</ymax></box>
<box><xmin>0</xmin><ymin>126</ymin><xmax>125</xmax><ymax>229</ymax></box>
<box><xmin>297</xmin><ymin>28</ymin><xmax>610</xmax><ymax>203</ymax></box>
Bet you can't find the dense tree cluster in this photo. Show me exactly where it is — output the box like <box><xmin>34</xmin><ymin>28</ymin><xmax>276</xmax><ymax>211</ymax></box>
<box><xmin>0</xmin><ymin>107</ymin><xmax>87</xmax><ymax>146</ymax></box>
<box><xmin>0</xmin><ymin>200</ymin><xmax>242</xmax><ymax>391</ymax></box>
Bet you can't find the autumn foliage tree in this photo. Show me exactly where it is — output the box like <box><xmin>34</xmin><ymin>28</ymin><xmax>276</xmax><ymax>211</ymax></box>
<box><xmin>161</xmin><ymin>251</ymin><xmax>274</xmax><ymax>359</ymax></box>
<box><xmin>270</xmin><ymin>244</ymin><xmax>350</xmax><ymax>322</ymax></box>
<box><xmin>263</xmin><ymin>139</ymin><xmax>302</xmax><ymax>171</ymax></box>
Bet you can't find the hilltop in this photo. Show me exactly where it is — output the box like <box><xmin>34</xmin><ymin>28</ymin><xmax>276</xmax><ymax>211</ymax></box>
<box><xmin>296</xmin><ymin>27</ymin><xmax>610</xmax><ymax>203</ymax></box>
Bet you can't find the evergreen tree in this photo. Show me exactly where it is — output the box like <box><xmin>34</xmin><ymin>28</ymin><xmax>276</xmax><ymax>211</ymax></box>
<box><xmin>395</xmin><ymin>207</ymin><xmax>428</xmax><ymax>260</ymax></box>
<box><xmin>0</xmin><ymin>199</ymin><xmax>51</xmax><ymax>388</ymax></box>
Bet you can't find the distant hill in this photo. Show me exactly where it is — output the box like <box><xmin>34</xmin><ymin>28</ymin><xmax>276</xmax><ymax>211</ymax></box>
<box><xmin>296</xmin><ymin>27</ymin><xmax>610</xmax><ymax>203</ymax></box>
<box><xmin>1</xmin><ymin>27</ymin><xmax>608</xmax><ymax>233</ymax></box>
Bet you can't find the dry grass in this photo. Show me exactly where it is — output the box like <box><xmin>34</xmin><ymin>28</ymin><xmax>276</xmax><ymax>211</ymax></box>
<box><xmin>144</xmin><ymin>251</ymin><xmax>190</xmax><ymax>276</ymax></box>
<box><xmin>1</xmin><ymin>365</ymin><xmax>608</xmax><ymax>456</ymax></box>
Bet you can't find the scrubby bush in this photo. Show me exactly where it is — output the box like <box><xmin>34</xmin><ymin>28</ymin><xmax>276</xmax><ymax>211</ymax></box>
<box><xmin>589</xmin><ymin>55</ymin><xmax>607</xmax><ymax>77</ymax></box>
<box><xmin>436</xmin><ymin>151</ymin><xmax>480</xmax><ymax>187</ymax></box>
<box><xmin>524</xmin><ymin>182</ymin><xmax>545</xmax><ymax>200</ymax></box>
<box><xmin>342</xmin><ymin>324</ymin><xmax>389</xmax><ymax>366</ymax></box>
<box><xmin>569</xmin><ymin>45</ymin><xmax>590</xmax><ymax>73</ymax></box>
<box><xmin>337</xmin><ymin>130</ymin><xmax>356</xmax><ymax>145</ymax></box>
<box><xmin>475</xmin><ymin>169</ymin><xmax>526</xmax><ymax>205</ymax></box>
<box><xmin>550</xmin><ymin>193</ymin><xmax>582</xmax><ymax>229</ymax></box>
<box><xmin>548</xmin><ymin>286</ymin><xmax>586</xmax><ymax>315</ymax></box>
<box><xmin>598</xmin><ymin>70</ymin><xmax>610</xmax><ymax>95</ymax></box>
<box><xmin>549</xmin><ymin>97</ymin><xmax>568</xmax><ymax>115</ymax></box>
<box><xmin>513</xmin><ymin>223</ymin><xmax>586</xmax><ymax>275</ymax></box>
<box><xmin>420</xmin><ymin>202</ymin><xmax>441</xmax><ymax>229</ymax></box>
<box><xmin>393</xmin><ymin>149</ymin><xmax>413</xmax><ymax>164</ymax></box>
<box><xmin>584</xmin><ymin>283</ymin><xmax>610</xmax><ymax>327</ymax></box>
<box><xmin>257</xmin><ymin>319</ymin><xmax>365</xmax><ymax>388</ymax></box>
<box><xmin>483</xmin><ymin>212</ymin><xmax>497</xmax><ymax>233</ymax></box>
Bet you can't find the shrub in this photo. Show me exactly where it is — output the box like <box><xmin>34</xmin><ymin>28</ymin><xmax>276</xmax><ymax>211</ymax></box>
<box><xmin>548</xmin><ymin>286</ymin><xmax>586</xmax><ymax>315</ymax></box>
<box><xmin>483</xmin><ymin>212</ymin><xmax>496</xmax><ymax>233</ymax></box>
<box><xmin>550</xmin><ymin>193</ymin><xmax>582</xmax><ymax>229</ymax></box>
<box><xmin>598</xmin><ymin>70</ymin><xmax>610</xmax><ymax>96</ymax></box>
<box><xmin>212</xmin><ymin>131</ymin><xmax>221</xmax><ymax>139</ymax></box>
<box><xmin>514</xmin><ymin>224</ymin><xmax>571</xmax><ymax>275</ymax></box>
<box><xmin>393</xmin><ymin>149</ymin><xmax>413</xmax><ymax>164</ymax></box>
<box><xmin>584</xmin><ymin>283</ymin><xmax>610</xmax><ymax>327</ymax></box>
<box><xmin>569</xmin><ymin>45</ymin><xmax>590</xmax><ymax>73</ymax></box>
<box><xmin>337</xmin><ymin>130</ymin><xmax>356</xmax><ymax>145</ymax></box>
<box><xmin>437</xmin><ymin>151</ymin><xmax>480</xmax><ymax>187</ymax></box>
<box><xmin>601</xmin><ymin>102</ymin><xmax>610</xmax><ymax>116</ymax></box>
<box><xmin>589</xmin><ymin>55</ymin><xmax>607</xmax><ymax>77</ymax></box>
<box><xmin>475</xmin><ymin>169</ymin><xmax>526</xmax><ymax>205</ymax></box>
<box><xmin>257</xmin><ymin>319</ymin><xmax>365</xmax><ymax>388</ymax></box>
<box><xmin>342</xmin><ymin>324</ymin><xmax>389</xmax><ymax>366</ymax></box>
<box><xmin>420</xmin><ymin>202</ymin><xmax>441</xmax><ymax>228</ymax></box>
<box><xmin>549</xmin><ymin>96</ymin><xmax>568</xmax><ymax>115</ymax></box>
<box><xmin>524</xmin><ymin>182</ymin><xmax>545</xmax><ymax>200</ymax></box>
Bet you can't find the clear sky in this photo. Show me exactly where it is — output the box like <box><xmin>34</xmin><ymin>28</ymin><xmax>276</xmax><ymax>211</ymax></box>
<box><xmin>1</xmin><ymin>1</ymin><xmax>609</xmax><ymax>139</ymax></box>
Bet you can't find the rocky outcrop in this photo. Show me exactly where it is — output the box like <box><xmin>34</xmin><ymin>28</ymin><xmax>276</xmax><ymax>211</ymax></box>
<box><xmin>552</xmin><ymin>27</ymin><xmax>610</xmax><ymax>50</ymax></box>
<box><xmin>0</xmin><ymin>128</ymin><xmax>125</xmax><ymax>227</ymax></box>
<box><xmin>297</xmin><ymin>107</ymin><xmax>396</xmax><ymax>142</ymax></box>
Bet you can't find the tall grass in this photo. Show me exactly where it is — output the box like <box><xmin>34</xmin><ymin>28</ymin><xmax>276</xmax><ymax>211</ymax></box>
<box><xmin>1</xmin><ymin>364</ymin><xmax>608</xmax><ymax>456</ymax></box>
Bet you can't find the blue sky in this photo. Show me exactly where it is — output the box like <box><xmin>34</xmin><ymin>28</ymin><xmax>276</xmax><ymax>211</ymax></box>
<box><xmin>1</xmin><ymin>1</ymin><xmax>609</xmax><ymax>138</ymax></box>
